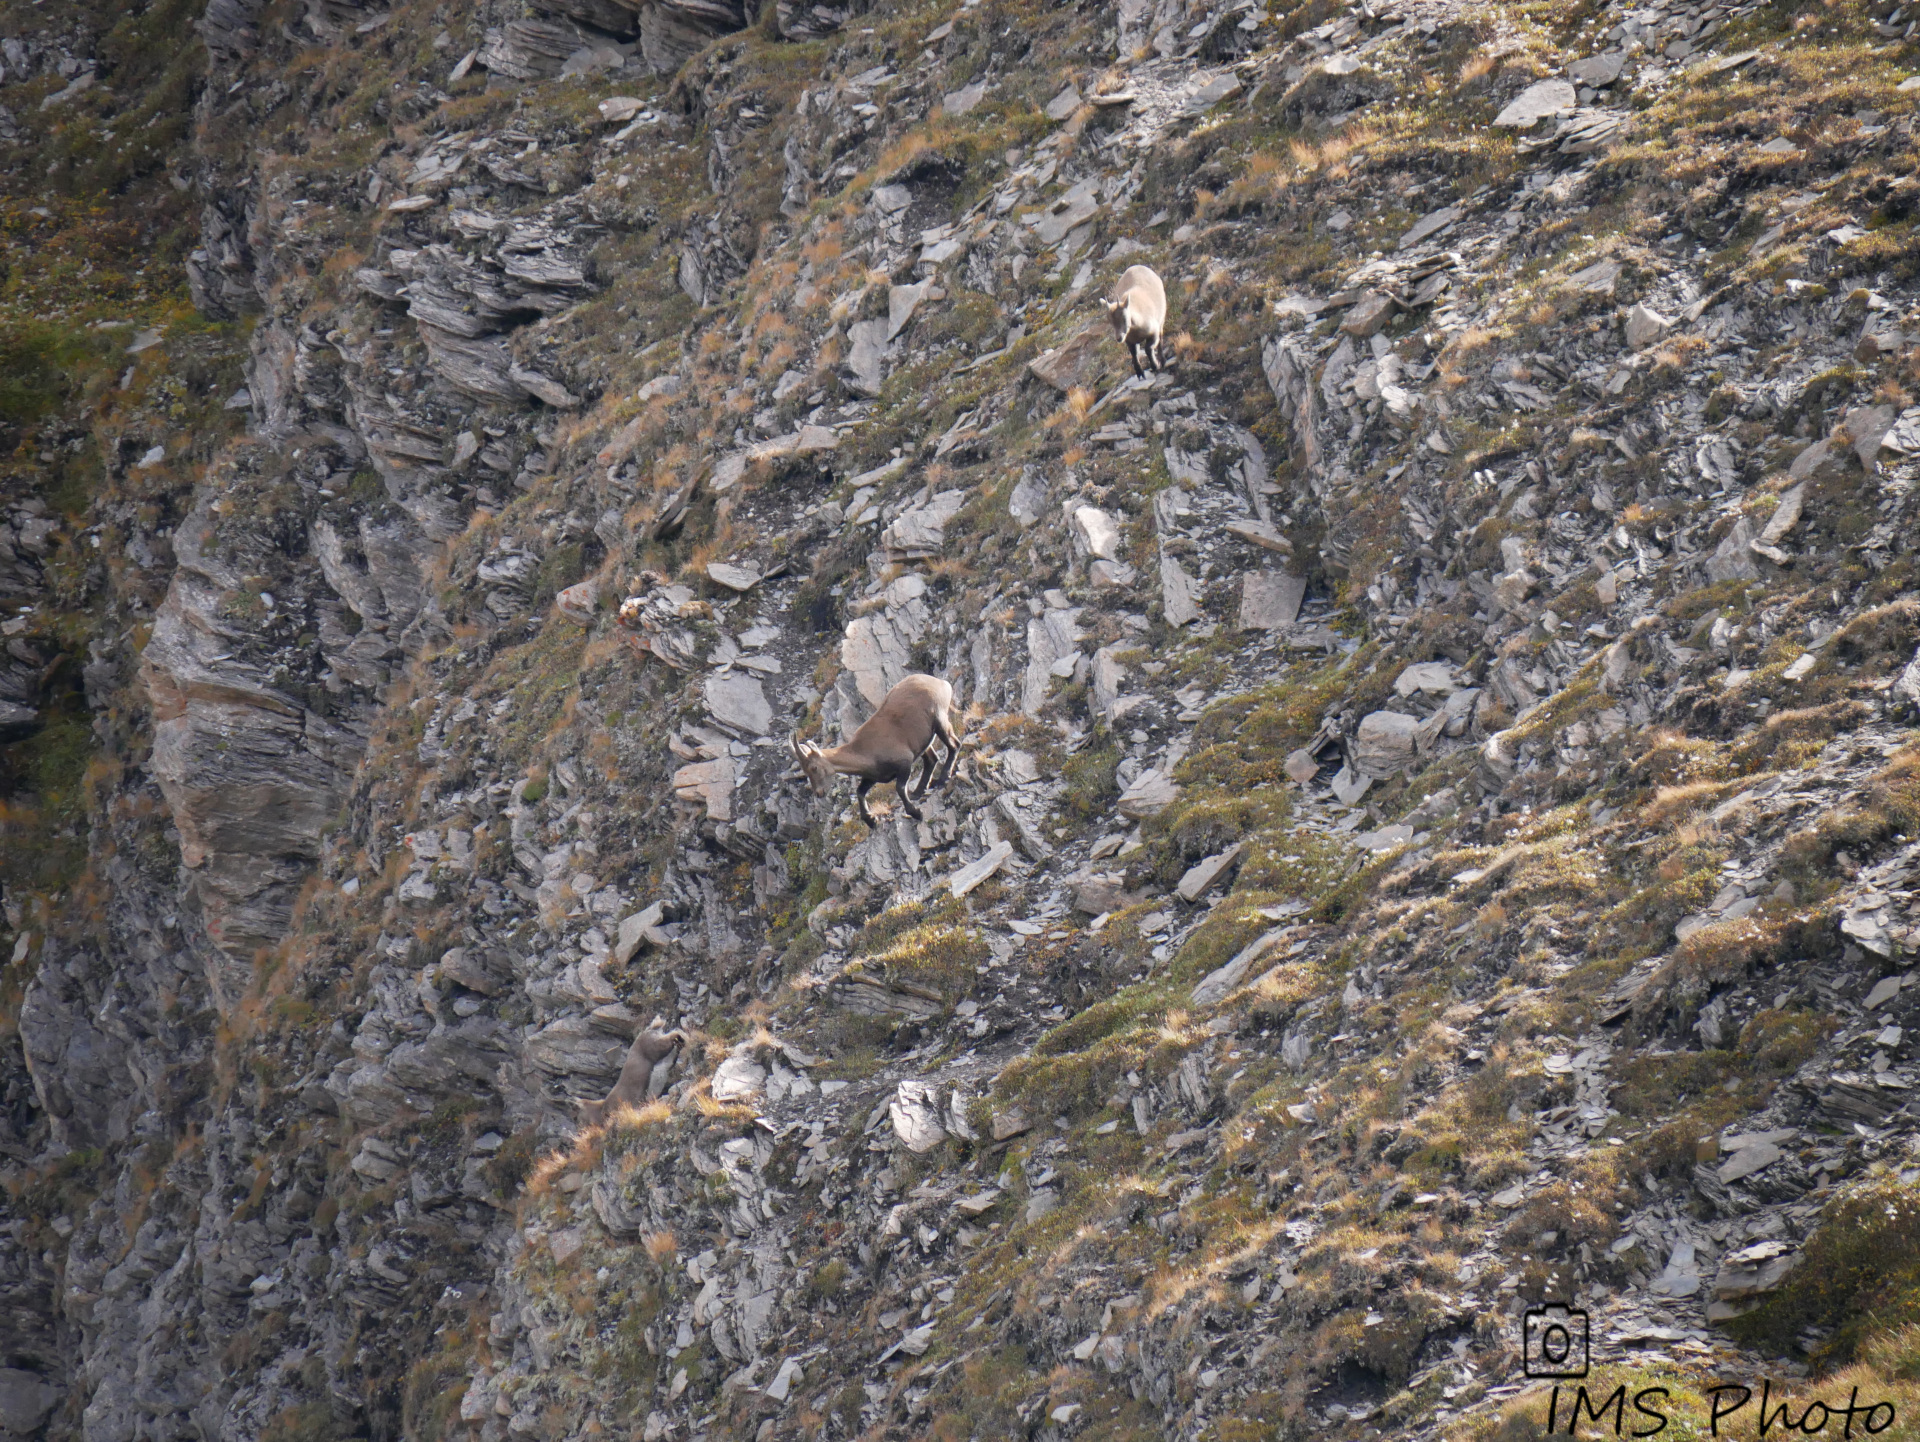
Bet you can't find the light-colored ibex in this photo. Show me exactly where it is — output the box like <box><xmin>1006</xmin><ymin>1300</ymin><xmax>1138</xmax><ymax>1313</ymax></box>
<box><xmin>1106</xmin><ymin>264</ymin><xmax>1167</xmax><ymax>379</ymax></box>
<box><xmin>791</xmin><ymin>673</ymin><xmax>959</xmax><ymax>829</ymax></box>
<box><xmin>578</xmin><ymin>1025</ymin><xmax>685</xmax><ymax>1126</ymax></box>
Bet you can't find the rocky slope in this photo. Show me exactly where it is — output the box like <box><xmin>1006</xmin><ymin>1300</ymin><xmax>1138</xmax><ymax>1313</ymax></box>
<box><xmin>5</xmin><ymin>0</ymin><xmax>1920</xmax><ymax>1438</ymax></box>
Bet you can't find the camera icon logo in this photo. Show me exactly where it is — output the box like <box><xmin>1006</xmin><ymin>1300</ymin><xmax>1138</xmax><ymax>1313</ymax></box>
<box><xmin>1521</xmin><ymin>1304</ymin><xmax>1591</xmax><ymax>1379</ymax></box>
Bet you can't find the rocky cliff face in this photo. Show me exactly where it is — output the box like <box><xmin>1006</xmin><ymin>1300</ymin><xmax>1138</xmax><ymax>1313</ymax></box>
<box><xmin>5</xmin><ymin>0</ymin><xmax>1920</xmax><ymax>1438</ymax></box>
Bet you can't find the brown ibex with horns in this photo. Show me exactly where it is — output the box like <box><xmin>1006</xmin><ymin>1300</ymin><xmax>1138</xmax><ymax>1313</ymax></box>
<box><xmin>791</xmin><ymin>674</ymin><xmax>959</xmax><ymax>829</ymax></box>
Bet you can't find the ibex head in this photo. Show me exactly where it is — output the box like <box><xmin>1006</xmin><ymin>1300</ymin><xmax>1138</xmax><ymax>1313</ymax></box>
<box><xmin>790</xmin><ymin>732</ymin><xmax>833</xmax><ymax>796</ymax></box>
<box><xmin>1105</xmin><ymin>297</ymin><xmax>1129</xmax><ymax>338</ymax></box>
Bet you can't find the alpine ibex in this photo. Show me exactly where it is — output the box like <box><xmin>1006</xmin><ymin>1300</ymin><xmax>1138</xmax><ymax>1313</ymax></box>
<box><xmin>578</xmin><ymin>1026</ymin><xmax>685</xmax><ymax>1126</ymax></box>
<box><xmin>1106</xmin><ymin>264</ymin><xmax>1168</xmax><ymax>378</ymax></box>
<box><xmin>791</xmin><ymin>673</ymin><xmax>959</xmax><ymax>828</ymax></box>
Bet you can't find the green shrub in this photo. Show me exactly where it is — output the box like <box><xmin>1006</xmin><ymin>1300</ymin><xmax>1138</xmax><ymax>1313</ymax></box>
<box><xmin>1724</xmin><ymin>1181</ymin><xmax>1920</xmax><ymax>1367</ymax></box>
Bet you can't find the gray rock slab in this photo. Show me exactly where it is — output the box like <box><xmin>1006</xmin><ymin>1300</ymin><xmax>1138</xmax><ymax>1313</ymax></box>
<box><xmin>890</xmin><ymin>1080</ymin><xmax>948</xmax><ymax>1152</ymax></box>
<box><xmin>1570</xmin><ymin>52</ymin><xmax>1626</xmax><ymax>86</ymax></box>
<box><xmin>1239</xmin><ymin>571</ymin><xmax>1305</xmax><ymax>630</ymax></box>
<box><xmin>1394</xmin><ymin>661</ymin><xmax>1456</xmax><ymax>697</ymax></box>
<box><xmin>1397</xmin><ymin>205</ymin><xmax>1461</xmax><ymax>251</ymax></box>
<box><xmin>711</xmin><ymin>1054</ymin><xmax>766</xmax><ymax>1103</ymax></box>
<box><xmin>887</xmin><ymin>281</ymin><xmax>938</xmax><ymax>341</ymax></box>
<box><xmin>845</xmin><ymin>318</ymin><xmax>888</xmax><ymax>397</ymax></box>
<box><xmin>1027</xmin><ymin>325</ymin><xmax>1110</xmax><ymax>392</ymax></box>
<box><xmin>1352</xmin><ymin>710</ymin><xmax>1422</xmax><ymax>778</ymax></box>
<box><xmin>944</xmin><ymin>79</ymin><xmax>987</xmax><ymax>115</ymax></box>
<box><xmin>1117</xmin><ymin>769</ymin><xmax>1179</xmax><ymax>818</ymax></box>
<box><xmin>1625</xmin><ymin>302</ymin><xmax>1672</xmax><ymax>350</ymax></box>
<box><xmin>1191</xmin><ymin>928</ymin><xmax>1289</xmax><ymax>1007</ymax></box>
<box><xmin>949</xmin><ymin>841</ymin><xmax>1015</xmax><ymax>896</ymax></box>
<box><xmin>1160</xmin><ymin>556</ymin><xmax>1201</xmax><ymax>627</ymax></box>
<box><xmin>1494</xmin><ymin>78</ymin><xmax>1576</xmax><ymax>128</ymax></box>
<box><xmin>1176</xmin><ymin>843</ymin><xmax>1242</xmax><ymax>902</ymax></box>
<box><xmin>1073</xmin><ymin>505</ymin><xmax>1120</xmax><ymax>560</ymax></box>
<box><xmin>705</xmin><ymin>672</ymin><xmax>772</xmax><ymax>735</ymax></box>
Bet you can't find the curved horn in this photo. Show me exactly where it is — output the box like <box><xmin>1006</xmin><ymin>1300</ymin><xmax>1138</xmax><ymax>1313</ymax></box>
<box><xmin>790</xmin><ymin>732</ymin><xmax>806</xmax><ymax>761</ymax></box>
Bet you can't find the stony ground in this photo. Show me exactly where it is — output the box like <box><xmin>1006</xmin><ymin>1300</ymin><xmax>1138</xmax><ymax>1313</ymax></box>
<box><xmin>5</xmin><ymin>0</ymin><xmax>1920</xmax><ymax>1439</ymax></box>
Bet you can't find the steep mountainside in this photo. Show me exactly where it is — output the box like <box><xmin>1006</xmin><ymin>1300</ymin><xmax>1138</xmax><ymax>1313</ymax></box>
<box><xmin>5</xmin><ymin>0</ymin><xmax>1920</xmax><ymax>1438</ymax></box>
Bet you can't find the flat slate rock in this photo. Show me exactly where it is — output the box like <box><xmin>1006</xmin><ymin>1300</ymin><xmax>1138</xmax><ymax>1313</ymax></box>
<box><xmin>1027</xmin><ymin>325</ymin><xmax>1109</xmax><ymax>392</ymax></box>
<box><xmin>1494</xmin><ymin>78</ymin><xmax>1576</xmax><ymax>128</ymax></box>
<box><xmin>1239</xmin><ymin>571</ymin><xmax>1305</xmax><ymax>630</ymax></box>
<box><xmin>705</xmin><ymin>672</ymin><xmax>772</xmax><ymax>735</ymax></box>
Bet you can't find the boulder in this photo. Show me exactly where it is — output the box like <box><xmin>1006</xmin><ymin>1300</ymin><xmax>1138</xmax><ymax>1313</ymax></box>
<box><xmin>705</xmin><ymin>673</ymin><xmax>771</xmax><ymax>736</ymax></box>
<box><xmin>1027</xmin><ymin>326</ymin><xmax>1110</xmax><ymax>393</ymax></box>
<box><xmin>1569</xmin><ymin>51</ymin><xmax>1626</xmax><ymax>86</ymax></box>
<box><xmin>1707</xmin><ymin>1240</ymin><xmax>1798</xmax><ymax>1321</ymax></box>
<box><xmin>710</xmin><ymin>1055</ymin><xmax>766</xmax><ymax>1103</ymax></box>
<box><xmin>614</xmin><ymin>902</ymin><xmax>669</xmax><ymax>964</ymax></box>
<box><xmin>1351</xmin><ymin>711</ymin><xmax>1422</xmax><ymax>778</ymax></box>
<box><xmin>776</xmin><ymin>0</ymin><xmax>851</xmax><ymax>37</ymax></box>
<box><xmin>1757</xmin><ymin>483</ymin><xmax>1805</xmax><ymax>547</ymax></box>
<box><xmin>1239</xmin><ymin>571</ymin><xmax>1305</xmax><ymax>630</ymax></box>
<box><xmin>1624</xmin><ymin>302</ymin><xmax>1671</xmax><ymax>350</ymax></box>
<box><xmin>439</xmin><ymin>946</ymin><xmax>510</xmax><ymax>996</ymax></box>
<box><xmin>1223</xmin><ymin>518</ymin><xmax>1293</xmax><ymax>554</ymax></box>
<box><xmin>672</xmin><ymin>757</ymin><xmax>735</xmax><ymax>821</ymax></box>
<box><xmin>844</xmin><ymin>318</ymin><xmax>888</xmax><ymax>397</ymax></box>
<box><xmin>1072</xmin><ymin>506</ymin><xmax>1121</xmax><ymax>561</ymax></box>
<box><xmin>477</xmin><ymin>20</ymin><xmax>582</xmax><ymax>80</ymax></box>
<box><xmin>1788</xmin><ymin>438</ymin><xmax>1852</xmax><ymax>484</ymax></box>
<box><xmin>1191</xmin><ymin>928</ymin><xmax>1289</xmax><ymax>1007</ymax></box>
<box><xmin>1027</xmin><ymin>183</ymin><xmax>1099</xmax><ymax>246</ymax></box>
<box><xmin>890</xmin><ymin>1080</ymin><xmax>948</xmax><ymax>1152</ymax></box>
<box><xmin>1493</xmin><ymin>78</ymin><xmax>1576</xmax><ymax>128</ymax></box>
<box><xmin>1397</xmin><ymin>205</ymin><xmax>1461</xmax><ymax>251</ymax></box>
<box><xmin>1073</xmin><ymin>875</ymin><xmax>1142</xmax><ymax>914</ymax></box>
<box><xmin>1090</xmin><ymin>645</ymin><xmax>1129</xmax><ymax>720</ymax></box>
<box><xmin>949</xmin><ymin>841</ymin><xmax>1014</xmax><ymax>897</ymax></box>
<box><xmin>1340</xmin><ymin>291</ymin><xmax>1398</xmax><ymax>338</ymax></box>
<box><xmin>555</xmin><ymin>577</ymin><xmax>600</xmax><ymax>623</ymax></box>
<box><xmin>1175</xmin><ymin>844</ymin><xmax>1242</xmax><ymax>903</ymax></box>
<box><xmin>943</xmin><ymin>79</ymin><xmax>988</xmax><ymax>116</ymax></box>
<box><xmin>638</xmin><ymin>0</ymin><xmax>750</xmax><ymax>74</ymax></box>
<box><xmin>525</xmin><ymin>1017</ymin><xmax>626</xmax><ymax>1083</ymax></box>
<box><xmin>0</xmin><ymin>1370</ymin><xmax>60</xmax><ymax>1435</ymax></box>
<box><xmin>1159</xmin><ymin>556</ymin><xmax>1201</xmax><ymax>627</ymax></box>
<box><xmin>1704</xmin><ymin>518</ymin><xmax>1760</xmax><ymax>584</ymax></box>
<box><xmin>1842</xmin><ymin>403</ymin><xmax>1898</xmax><ymax>471</ymax></box>
<box><xmin>879</xmin><ymin>490</ymin><xmax>967</xmax><ymax>562</ymax></box>
<box><xmin>1394</xmin><ymin>661</ymin><xmax>1456</xmax><ymax>698</ymax></box>
<box><xmin>887</xmin><ymin>281</ymin><xmax>939</xmax><ymax>341</ymax></box>
<box><xmin>1118</xmin><ymin>769</ymin><xmax>1179</xmax><ymax>818</ymax></box>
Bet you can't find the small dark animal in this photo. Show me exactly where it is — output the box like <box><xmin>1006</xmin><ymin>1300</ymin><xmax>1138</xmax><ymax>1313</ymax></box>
<box><xmin>791</xmin><ymin>673</ymin><xmax>959</xmax><ymax>828</ymax></box>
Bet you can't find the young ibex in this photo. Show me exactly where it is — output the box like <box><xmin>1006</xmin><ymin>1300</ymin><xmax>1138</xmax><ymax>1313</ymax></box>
<box><xmin>578</xmin><ymin>1025</ymin><xmax>685</xmax><ymax>1127</ymax></box>
<box><xmin>1106</xmin><ymin>264</ymin><xmax>1168</xmax><ymax>379</ymax></box>
<box><xmin>791</xmin><ymin>673</ymin><xmax>959</xmax><ymax>829</ymax></box>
